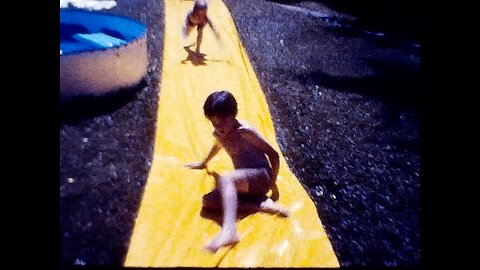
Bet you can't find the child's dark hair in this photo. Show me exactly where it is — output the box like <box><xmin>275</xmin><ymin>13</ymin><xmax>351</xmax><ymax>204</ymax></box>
<box><xmin>194</xmin><ymin>0</ymin><xmax>208</xmax><ymax>10</ymax></box>
<box><xmin>203</xmin><ymin>91</ymin><xmax>238</xmax><ymax>118</ymax></box>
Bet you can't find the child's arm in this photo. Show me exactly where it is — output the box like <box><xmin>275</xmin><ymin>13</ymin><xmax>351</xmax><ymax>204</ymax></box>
<box><xmin>240</xmin><ymin>128</ymin><xmax>280</xmax><ymax>182</ymax></box>
<box><xmin>207</xmin><ymin>17</ymin><xmax>220</xmax><ymax>39</ymax></box>
<box><xmin>186</xmin><ymin>142</ymin><xmax>222</xmax><ymax>169</ymax></box>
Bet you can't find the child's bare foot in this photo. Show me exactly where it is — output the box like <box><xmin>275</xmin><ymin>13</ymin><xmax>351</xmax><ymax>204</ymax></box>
<box><xmin>204</xmin><ymin>230</ymin><xmax>239</xmax><ymax>252</ymax></box>
<box><xmin>195</xmin><ymin>51</ymin><xmax>206</xmax><ymax>58</ymax></box>
<box><xmin>260</xmin><ymin>198</ymin><xmax>289</xmax><ymax>217</ymax></box>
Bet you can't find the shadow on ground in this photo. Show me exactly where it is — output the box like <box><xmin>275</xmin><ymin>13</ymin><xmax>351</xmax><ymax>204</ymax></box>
<box><xmin>297</xmin><ymin>58</ymin><xmax>420</xmax><ymax>112</ymax></box>
<box><xmin>200</xmin><ymin>170</ymin><xmax>282</xmax><ymax>225</ymax></box>
<box><xmin>266</xmin><ymin>0</ymin><xmax>420</xmax><ymax>42</ymax></box>
<box><xmin>60</xmin><ymin>79</ymin><xmax>147</xmax><ymax>124</ymax></box>
<box><xmin>60</xmin><ymin>0</ymin><xmax>164</xmax><ymax>266</ymax></box>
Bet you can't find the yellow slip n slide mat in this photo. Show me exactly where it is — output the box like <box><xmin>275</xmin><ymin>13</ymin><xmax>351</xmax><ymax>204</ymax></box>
<box><xmin>124</xmin><ymin>0</ymin><xmax>339</xmax><ymax>267</ymax></box>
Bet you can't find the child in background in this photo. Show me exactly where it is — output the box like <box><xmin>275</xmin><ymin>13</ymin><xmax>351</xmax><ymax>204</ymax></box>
<box><xmin>182</xmin><ymin>0</ymin><xmax>220</xmax><ymax>55</ymax></box>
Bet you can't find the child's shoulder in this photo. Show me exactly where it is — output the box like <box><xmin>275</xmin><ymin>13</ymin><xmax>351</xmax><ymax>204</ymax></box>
<box><xmin>237</xmin><ymin>121</ymin><xmax>259</xmax><ymax>135</ymax></box>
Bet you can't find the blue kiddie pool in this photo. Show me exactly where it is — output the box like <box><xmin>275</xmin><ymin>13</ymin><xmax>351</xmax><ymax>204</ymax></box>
<box><xmin>60</xmin><ymin>8</ymin><xmax>148</xmax><ymax>97</ymax></box>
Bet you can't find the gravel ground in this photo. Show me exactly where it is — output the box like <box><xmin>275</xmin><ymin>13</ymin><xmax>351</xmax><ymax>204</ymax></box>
<box><xmin>60</xmin><ymin>0</ymin><xmax>420</xmax><ymax>266</ymax></box>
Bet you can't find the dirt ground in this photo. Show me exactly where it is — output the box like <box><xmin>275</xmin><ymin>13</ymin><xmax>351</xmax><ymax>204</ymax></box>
<box><xmin>60</xmin><ymin>0</ymin><xmax>420</xmax><ymax>266</ymax></box>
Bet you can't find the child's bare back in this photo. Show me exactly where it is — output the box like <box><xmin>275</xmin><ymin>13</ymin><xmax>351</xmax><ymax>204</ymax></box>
<box><xmin>213</xmin><ymin>122</ymin><xmax>275</xmax><ymax>196</ymax></box>
<box><xmin>214</xmin><ymin>123</ymin><xmax>270</xmax><ymax>170</ymax></box>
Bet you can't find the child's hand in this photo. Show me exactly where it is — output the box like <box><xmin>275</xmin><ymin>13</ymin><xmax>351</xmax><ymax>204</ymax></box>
<box><xmin>185</xmin><ymin>162</ymin><xmax>206</xmax><ymax>170</ymax></box>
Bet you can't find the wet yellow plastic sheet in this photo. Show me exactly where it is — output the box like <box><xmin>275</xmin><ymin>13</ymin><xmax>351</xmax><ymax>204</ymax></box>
<box><xmin>124</xmin><ymin>0</ymin><xmax>339</xmax><ymax>267</ymax></box>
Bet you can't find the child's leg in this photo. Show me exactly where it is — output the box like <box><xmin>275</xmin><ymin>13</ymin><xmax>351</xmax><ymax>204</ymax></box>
<box><xmin>195</xmin><ymin>26</ymin><xmax>204</xmax><ymax>53</ymax></box>
<box><xmin>204</xmin><ymin>170</ymin><xmax>247</xmax><ymax>251</ymax></box>
<box><xmin>204</xmin><ymin>168</ymin><xmax>286</xmax><ymax>251</ymax></box>
<box><xmin>203</xmin><ymin>190</ymin><xmax>289</xmax><ymax>217</ymax></box>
